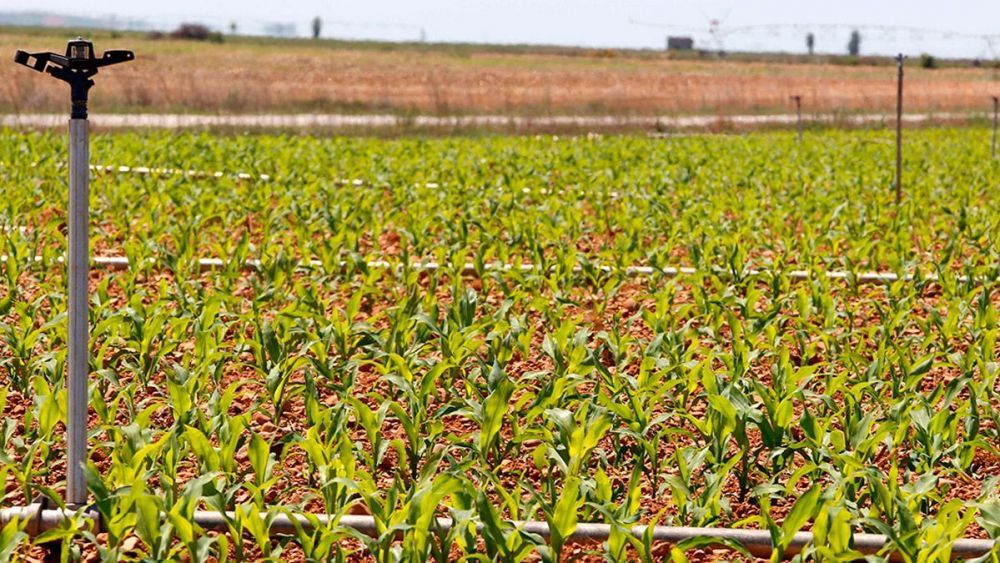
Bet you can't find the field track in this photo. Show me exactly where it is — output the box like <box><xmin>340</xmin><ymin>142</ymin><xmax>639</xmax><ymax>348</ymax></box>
<box><xmin>0</xmin><ymin>110</ymin><xmax>983</xmax><ymax>131</ymax></box>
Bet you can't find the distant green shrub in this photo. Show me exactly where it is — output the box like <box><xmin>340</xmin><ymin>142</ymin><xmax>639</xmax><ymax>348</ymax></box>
<box><xmin>170</xmin><ymin>23</ymin><xmax>224</xmax><ymax>43</ymax></box>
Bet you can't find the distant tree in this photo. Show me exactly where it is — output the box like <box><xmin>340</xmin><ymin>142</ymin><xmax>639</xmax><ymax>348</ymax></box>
<box><xmin>920</xmin><ymin>53</ymin><xmax>937</xmax><ymax>69</ymax></box>
<box><xmin>229</xmin><ymin>21</ymin><xmax>237</xmax><ymax>35</ymax></box>
<box><xmin>311</xmin><ymin>16</ymin><xmax>322</xmax><ymax>39</ymax></box>
<box><xmin>806</xmin><ymin>32</ymin><xmax>815</xmax><ymax>55</ymax></box>
<box><xmin>847</xmin><ymin>30</ymin><xmax>861</xmax><ymax>56</ymax></box>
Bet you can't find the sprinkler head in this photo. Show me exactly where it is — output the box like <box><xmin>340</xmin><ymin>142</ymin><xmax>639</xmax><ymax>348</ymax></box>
<box><xmin>14</xmin><ymin>37</ymin><xmax>134</xmax><ymax>119</ymax></box>
<box><xmin>67</xmin><ymin>38</ymin><xmax>93</xmax><ymax>64</ymax></box>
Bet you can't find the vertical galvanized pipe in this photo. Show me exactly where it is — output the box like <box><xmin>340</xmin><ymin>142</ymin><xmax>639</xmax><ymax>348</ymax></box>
<box><xmin>67</xmin><ymin>118</ymin><xmax>89</xmax><ymax>506</ymax></box>
<box><xmin>895</xmin><ymin>54</ymin><xmax>904</xmax><ymax>204</ymax></box>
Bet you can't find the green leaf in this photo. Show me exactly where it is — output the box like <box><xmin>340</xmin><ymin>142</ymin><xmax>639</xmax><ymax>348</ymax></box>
<box><xmin>248</xmin><ymin>432</ymin><xmax>275</xmax><ymax>486</ymax></box>
<box><xmin>480</xmin><ymin>376</ymin><xmax>514</xmax><ymax>455</ymax></box>
<box><xmin>779</xmin><ymin>485</ymin><xmax>821</xmax><ymax>548</ymax></box>
<box><xmin>550</xmin><ymin>476</ymin><xmax>582</xmax><ymax>540</ymax></box>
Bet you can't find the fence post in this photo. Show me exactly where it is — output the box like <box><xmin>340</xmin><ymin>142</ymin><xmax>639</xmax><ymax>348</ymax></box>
<box><xmin>790</xmin><ymin>95</ymin><xmax>803</xmax><ymax>143</ymax></box>
<box><xmin>992</xmin><ymin>96</ymin><xmax>998</xmax><ymax>159</ymax></box>
<box><xmin>894</xmin><ymin>54</ymin><xmax>904</xmax><ymax>205</ymax></box>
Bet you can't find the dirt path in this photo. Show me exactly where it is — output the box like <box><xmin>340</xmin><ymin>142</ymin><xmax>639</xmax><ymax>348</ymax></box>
<box><xmin>0</xmin><ymin>111</ymin><xmax>978</xmax><ymax>132</ymax></box>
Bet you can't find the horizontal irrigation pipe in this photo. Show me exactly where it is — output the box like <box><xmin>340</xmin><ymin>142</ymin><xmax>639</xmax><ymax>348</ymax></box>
<box><xmin>0</xmin><ymin>506</ymin><xmax>993</xmax><ymax>560</ymax></box>
<box><xmin>90</xmin><ymin>164</ymin><xmax>270</xmax><ymax>182</ymax></box>
<box><xmin>0</xmin><ymin>254</ymin><xmax>986</xmax><ymax>286</ymax></box>
<box><xmin>88</xmin><ymin>164</ymin><xmax>586</xmax><ymax>196</ymax></box>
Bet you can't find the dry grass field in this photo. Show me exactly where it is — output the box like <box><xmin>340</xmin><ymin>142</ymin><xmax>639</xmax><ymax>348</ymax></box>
<box><xmin>1</xmin><ymin>28</ymin><xmax>999</xmax><ymax>118</ymax></box>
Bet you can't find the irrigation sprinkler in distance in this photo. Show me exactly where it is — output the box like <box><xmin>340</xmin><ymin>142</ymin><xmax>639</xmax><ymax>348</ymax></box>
<box><xmin>894</xmin><ymin>53</ymin><xmax>905</xmax><ymax>205</ymax></box>
<box><xmin>789</xmin><ymin>95</ymin><xmax>803</xmax><ymax>143</ymax></box>
<box><xmin>13</xmin><ymin>38</ymin><xmax>134</xmax><ymax>507</ymax></box>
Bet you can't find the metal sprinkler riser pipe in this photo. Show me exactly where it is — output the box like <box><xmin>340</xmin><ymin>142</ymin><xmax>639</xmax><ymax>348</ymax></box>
<box><xmin>65</xmin><ymin>118</ymin><xmax>89</xmax><ymax>504</ymax></box>
<box><xmin>13</xmin><ymin>37</ymin><xmax>134</xmax><ymax>507</ymax></box>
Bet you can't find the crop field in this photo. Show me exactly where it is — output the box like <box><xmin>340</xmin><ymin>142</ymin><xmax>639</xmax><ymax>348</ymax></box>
<box><xmin>0</xmin><ymin>127</ymin><xmax>999</xmax><ymax>561</ymax></box>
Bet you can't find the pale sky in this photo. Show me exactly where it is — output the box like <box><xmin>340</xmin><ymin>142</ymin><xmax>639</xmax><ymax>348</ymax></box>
<box><xmin>5</xmin><ymin>0</ymin><xmax>1000</xmax><ymax>59</ymax></box>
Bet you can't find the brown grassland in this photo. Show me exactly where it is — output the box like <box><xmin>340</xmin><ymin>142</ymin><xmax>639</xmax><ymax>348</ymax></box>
<box><xmin>1</xmin><ymin>28</ymin><xmax>999</xmax><ymax>118</ymax></box>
